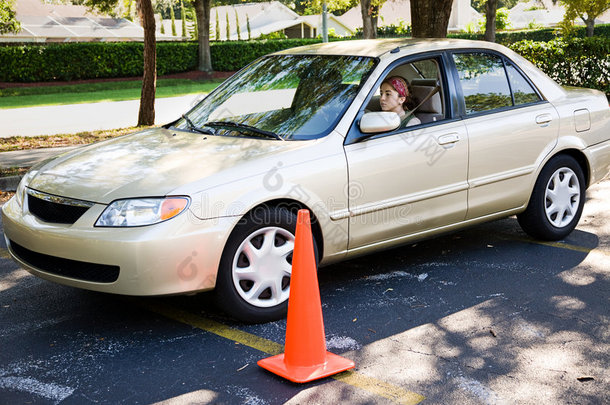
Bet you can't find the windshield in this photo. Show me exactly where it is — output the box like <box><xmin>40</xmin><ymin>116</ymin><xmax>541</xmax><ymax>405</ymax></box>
<box><xmin>178</xmin><ymin>54</ymin><xmax>377</xmax><ymax>140</ymax></box>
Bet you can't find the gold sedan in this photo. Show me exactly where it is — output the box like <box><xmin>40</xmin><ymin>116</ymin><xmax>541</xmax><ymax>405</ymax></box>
<box><xmin>3</xmin><ymin>39</ymin><xmax>610</xmax><ymax>322</ymax></box>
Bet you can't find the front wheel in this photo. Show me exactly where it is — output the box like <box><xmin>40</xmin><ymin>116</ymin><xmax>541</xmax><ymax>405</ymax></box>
<box><xmin>517</xmin><ymin>155</ymin><xmax>586</xmax><ymax>241</ymax></box>
<box><xmin>214</xmin><ymin>206</ymin><xmax>317</xmax><ymax>323</ymax></box>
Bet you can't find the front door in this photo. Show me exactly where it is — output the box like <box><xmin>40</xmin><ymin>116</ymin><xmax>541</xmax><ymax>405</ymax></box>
<box><xmin>344</xmin><ymin>120</ymin><xmax>469</xmax><ymax>252</ymax></box>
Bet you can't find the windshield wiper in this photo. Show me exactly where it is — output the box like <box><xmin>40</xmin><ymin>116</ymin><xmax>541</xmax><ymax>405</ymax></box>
<box><xmin>205</xmin><ymin>121</ymin><xmax>284</xmax><ymax>141</ymax></box>
<box><xmin>182</xmin><ymin>114</ymin><xmax>216</xmax><ymax>135</ymax></box>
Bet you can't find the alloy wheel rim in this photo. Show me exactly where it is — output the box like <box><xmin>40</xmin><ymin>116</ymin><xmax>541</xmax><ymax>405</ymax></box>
<box><xmin>544</xmin><ymin>167</ymin><xmax>580</xmax><ymax>228</ymax></box>
<box><xmin>232</xmin><ymin>227</ymin><xmax>294</xmax><ymax>308</ymax></box>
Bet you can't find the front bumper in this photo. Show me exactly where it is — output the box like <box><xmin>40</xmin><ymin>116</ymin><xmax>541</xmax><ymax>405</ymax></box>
<box><xmin>2</xmin><ymin>195</ymin><xmax>237</xmax><ymax>296</ymax></box>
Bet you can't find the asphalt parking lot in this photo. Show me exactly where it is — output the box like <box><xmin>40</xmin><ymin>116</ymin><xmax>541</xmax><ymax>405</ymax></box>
<box><xmin>0</xmin><ymin>180</ymin><xmax>608</xmax><ymax>405</ymax></box>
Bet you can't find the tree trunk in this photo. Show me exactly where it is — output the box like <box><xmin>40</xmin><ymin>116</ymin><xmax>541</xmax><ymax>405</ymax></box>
<box><xmin>585</xmin><ymin>18</ymin><xmax>595</xmax><ymax>37</ymax></box>
<box><xmin>360</xmin><ymin>0</ymin><xmax>378</xmax><ymax>39</ymax></box>
<box><xmin>411</xmin><ymin>0</ymin><xmax>454</xmax><ymax>38</ymax></box>
<box><xmin>137</xmin><ymin>0</ymin><xmax>156</xmax><ymax>126</ymax></box>
<box><xmin>484</xmin><ymin>0</ymin><xmax>498</xmax><ymax>42</ymax></box>
<box><xmin>194</xmin><ymin>0</ymin><xmax>212</xmax><ymax>72</ymax></box>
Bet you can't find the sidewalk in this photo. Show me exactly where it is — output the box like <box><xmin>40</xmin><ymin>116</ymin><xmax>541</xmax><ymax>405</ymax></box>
<box><xmin>0</xmin><ymin>93</ymin><xmax>204</xmax><ymax>138</ymax></box>
<box><xmin>0</xmin><ymin>146</ymin><xmax>78</xmax><ymax>168</ymax></box>
<box><xmin>0</xmin><ymin>146</ymin><xmax>77</xmax><ymax>191</ymax></box>
<box><xmin>0</xmin><ymin>93</ymin><xmax>207</xmax><ymax>190</ymax></box>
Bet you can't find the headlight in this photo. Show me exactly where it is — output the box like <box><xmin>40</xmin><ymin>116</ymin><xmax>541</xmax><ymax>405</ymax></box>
<box><xmin>14</xmin><ymin>169</ymin><xmax>37</xmax><ymax>208</ymax></box>
<box><xmin>95</xmin><ymin>197</ymin><xmax>190</xmax><ymax>227</ymax></box>
<box><xmin>14</xmin><ymin>178</ymin><xmax>27</xmax><ymax>208</ymax></box>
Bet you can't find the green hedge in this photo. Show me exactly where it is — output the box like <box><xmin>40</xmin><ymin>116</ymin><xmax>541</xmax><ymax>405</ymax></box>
<box><xmin>509</xmin><ymin>37</ymin><xmax>610</xmax><ymax>95</ymax></box>
<box><xmin>210</xmin><ymin>38</ymin><xmax>322</xmax><ymax>71</ymax></box>
<box><xmin>449</xmin><ymin>23</ymin><xmax>610</xmax><ymax>44</ymax></box>
<box><xmin>1</xmin><ymin>34</ymin><xmax>609</xmax><ymax>97</ymax></box>
<box><xmin>0</xmin><ymin>39</ymin><xmax>324</xmax><ymax>82</ymax></box>
<box><xmin>0</xmin><ymin>42</ymin><xmax>195</xmax><ymax>82</ymax></box>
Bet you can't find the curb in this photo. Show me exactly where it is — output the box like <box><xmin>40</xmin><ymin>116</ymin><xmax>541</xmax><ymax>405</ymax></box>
<box><xmin>0</xmin><ymin>175</ymin><xmax>21</xmax><ymax>192</ymax></box>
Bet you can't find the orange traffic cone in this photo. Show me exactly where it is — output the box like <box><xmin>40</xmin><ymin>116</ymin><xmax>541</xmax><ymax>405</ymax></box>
<box><xmin>258</xmin><ymin>209</ymin><xmax>355</xmax><ymax>383</ymax></box>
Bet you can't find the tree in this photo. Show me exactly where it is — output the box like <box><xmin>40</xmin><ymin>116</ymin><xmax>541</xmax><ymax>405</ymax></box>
<box><xmin>84</xmin><ymin>0</ymin><xmax>156</xmax><ymax>126</ymax></box>
<box><xmin>0</xmin><ymin>0</ymin><xmax>20</xmax><ymax>34</ymax></box>
<box><xmin>225</xmin><ymin>10</ymin><xmax>230</xmax><ymax>40</ymax></box>
<box><xmin>301</xmin><ymin>0</ymin><xmax>358</xmax><ymax>15</ymax></box>
<box><xmin>411</xmin><ymin>0</ymin><xmax>454</xmax><ymax>38</ymax></box>
<box><xmin>484</xmin><ymin>0</ymin><xmax>498</xmax><ymax>42</ymax></box>
<box><xmin>181</xmin><ymin>0</ymin><xmax>187</xmax><ymax>37</ymax></box>
<box><xmin>136</xmin><ymin>0</ymin><xmax>156</xmax><ymax>125</ymax></box>
<box><xmin>235</xmin><ymin>9</ymin><xmax>241</xmax><ymax>40</ymax></box>
<box><xmin>192</xmin><ymin>0</ymin><xmax>212</xmax><ymax>72</ymax></box>
<box><xmin>128</xmin><ymin>0</ymin><xmax>137</xmax><ymax>21</ymax></box>
<box><xmin>214</xmin><ymin>9</ymin><xmax>220</xmax><ymax>40</ymax></box>
<box><xmin>360</xmin><ymin>0</ymin><xmax>382</xmax><ymax>39</ymax></box>
<box><xmin>471</xmin><ymin>0</ymin><xmax>518</xmax><ymax>13</ymax></box>
<box><xmin>170</xmin><ymin>0</ymin><xmax>177</xmax><ymax>35</ymax></box>
<box><xmin>555</xmin><ymin>0</ymin><xmax>610</xmax><ymax>37</ymax></box>
<box><xmin>247</xmin><ymin>14</ymin><xmax>251</xmax><ymax>40</ymax></box>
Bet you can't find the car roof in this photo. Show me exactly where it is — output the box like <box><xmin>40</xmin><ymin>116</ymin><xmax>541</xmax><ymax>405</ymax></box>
<box><xmin>272</xmin><ymin>38</ymin><xmax>510</xmax><ymax>59</ymax></box>
<box><xmin>272</xmin><ymin>38</ymin><xmax>566</xmax><ymax>101</ymax></box>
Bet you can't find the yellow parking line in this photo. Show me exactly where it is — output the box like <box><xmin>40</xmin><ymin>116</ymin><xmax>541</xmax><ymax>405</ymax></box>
<box><xmin>499</xmin><ymin>234</ymin><xmax>609</xmax><ymax>256</ymax></box>
<box><xmin>139</xmin><ymin>299</ymin><xmax>425</xmax><ymax>405</ymax></box>
<box><xmin>143</xmin><ymin>300</ymin><xmax>284</xmax><ymax>355</ymax></box>
<box><xmin>526</xmin><ymin>240</ymin><xmax>593</xmax><ymax>254</ymax></box>
<box><xmin>0</xmin><ymin>246</ymin><xmax>11</xmax><ymax>259</ymax></box>
<box><xmin>333</xmin><ymin>372</ymin><xmax>426</xmax><ymax>405</ymax></box>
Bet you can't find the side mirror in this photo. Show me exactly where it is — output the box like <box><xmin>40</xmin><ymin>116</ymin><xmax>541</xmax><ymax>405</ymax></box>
<box><xmin>359</xmin><ymin>111</ymin><xmax>400</xmax><ymax>134</ymax></box>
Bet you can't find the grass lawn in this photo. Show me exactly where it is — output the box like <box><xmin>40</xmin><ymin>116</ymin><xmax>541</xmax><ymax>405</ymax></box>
<box><xmin>0</xmin><ymin>78</ymin><xmax>223</xmax><ymax>109</ymax></box>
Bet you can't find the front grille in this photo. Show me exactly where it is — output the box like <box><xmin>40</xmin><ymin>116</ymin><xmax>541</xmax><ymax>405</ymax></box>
<box><xmin>10</xmin><ymin>240</ymin><xmax>120</xmax><ymax>283</ymax></box>
<box><xmin>27</xmin><ymin>190</ymin><xmax>93</xmax><ymax>224</ymax></box>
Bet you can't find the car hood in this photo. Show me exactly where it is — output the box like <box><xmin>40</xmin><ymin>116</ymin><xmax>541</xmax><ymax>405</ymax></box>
<box><xmin>27</xmin><ymin>127</ymin><xmax>307</xmax><ymax>204</ymax></box>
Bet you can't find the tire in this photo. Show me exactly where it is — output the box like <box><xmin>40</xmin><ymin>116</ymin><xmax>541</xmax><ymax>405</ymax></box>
<box><xmin>517</xmin><ymin>155</ymin><xmax>586</xmax><ymax>241</ymax></box>
<box><xmin>214</xmin><ymin>206</ymin><xmax>317</xmax><ymax>323</ymax></box>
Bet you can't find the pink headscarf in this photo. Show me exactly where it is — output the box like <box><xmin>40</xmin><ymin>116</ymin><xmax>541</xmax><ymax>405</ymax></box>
<box><xmin>385</xmin><ymin>76</ymin><xmax>408</xmax><ymax>98</ymax></box>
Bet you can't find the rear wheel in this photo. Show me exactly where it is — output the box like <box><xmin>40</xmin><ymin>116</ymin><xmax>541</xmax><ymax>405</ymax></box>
<box><xmin>214</xmin><ymin>206</ymin><xmax>316</xmax><ymax>323</ymax></box>
<box><xmin>517</xmin><ymin>155</ymin><xmax>585</xmax><ymax>241</ymax></box>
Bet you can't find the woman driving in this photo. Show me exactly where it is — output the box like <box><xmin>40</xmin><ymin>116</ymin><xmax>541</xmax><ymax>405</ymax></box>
<box><xmin>379</xmin><ymin>76</ymin><xmax>421</xmax><ymax>128</ymax></box>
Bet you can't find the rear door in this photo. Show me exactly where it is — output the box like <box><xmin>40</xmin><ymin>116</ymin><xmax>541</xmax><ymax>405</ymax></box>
<box><xmin>449</xmin><ymin>51</ymin><xmax>559</xmax><ymax>219</ymax></box>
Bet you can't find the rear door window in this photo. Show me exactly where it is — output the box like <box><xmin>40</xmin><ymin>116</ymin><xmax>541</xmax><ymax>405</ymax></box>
<box><xmin>505</xmin><ymin>61</ymin><xmax>542</xmax><ymax>105</ymax></box>
<box><xmin>452</xmin><ymin>52</ymin><xmax>512</xmax><ymax>115</ymax></box>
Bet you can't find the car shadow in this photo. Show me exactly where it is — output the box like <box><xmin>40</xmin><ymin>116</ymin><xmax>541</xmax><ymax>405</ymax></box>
<box><xmin>0</xmin><ymin>215</ymin><xmax>605</xmax><ymax>404</ymax></box>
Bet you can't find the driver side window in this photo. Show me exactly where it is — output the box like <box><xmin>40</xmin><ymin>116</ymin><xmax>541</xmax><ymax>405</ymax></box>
<box><xmin>366</xmin><ymin>57</ymin><xmax>446</xmax><ymax>126</ymax></box>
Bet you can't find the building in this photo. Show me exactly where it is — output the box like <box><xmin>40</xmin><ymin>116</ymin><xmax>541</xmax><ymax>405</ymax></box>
<box><xmin>210</xmin><ymin>1</ymin><xmax>354</xmax><ymax>41</ymax></box>
<box><xmin>338</xmin><ymin>0</ymin><xmax>480</xmax><ymax>33</ymax></box>
<box><xmin>1</xmin><ymin>0</ymin><xmax>176</xmax><ymax>43</ymax></box>
<box><xmin>508</xmin><ymin>0</ymin><xmax>610</xmax><ymax>29</ymax></box>
<box><xmin>298</xmin><ymin>14</ymin><xmax>354</xmax><ymax>38</ymax></box>
<box><xmin>157</xmin><ymin>18</ymin><xmax>192</xmax><ymax>39</ymax></box>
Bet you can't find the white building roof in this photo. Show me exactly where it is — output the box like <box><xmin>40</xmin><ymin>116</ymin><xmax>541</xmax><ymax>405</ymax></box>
<box><xmin>338</xmin><ymin>0</ymin><xmax>480</xmax><ymax>33</ymax></box>
<box><xmin>211</xmin><ymin>1</ymin><xmax>315</xmax><ymax>40</ymax></box>
<box><xmin>508</xmin><ymin>0</ymin><xmax>565</xmax><ymax>28</ymax></box>
<box><xmin>508</xmin><ymin>0</ymin><xmax>610</xmax><ymax>28</ymax></box>
<box><xmin>299</xmin><ymin>14</ymin><xmax>354</xmax><ymax>36</ymax></box>
<box><xmin>1</xmin><ymin>0</ymin><xmax>177</xmax><ymax>42</ymax></box>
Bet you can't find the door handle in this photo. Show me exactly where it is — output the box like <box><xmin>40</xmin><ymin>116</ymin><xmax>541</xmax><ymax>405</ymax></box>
<box><xmin>536</xmin><ymin>114</ymin><xmax>552</xmax><ymax>126</ymax></box>
<box><xmin>437</xmin><ymin>133</ymin><xmax>460</xmax><ymax>145</ymax></box>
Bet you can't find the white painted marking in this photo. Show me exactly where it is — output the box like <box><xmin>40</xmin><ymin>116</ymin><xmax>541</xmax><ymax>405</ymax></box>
<box><xmin>454</xmin><ymin>376</ymin><xmax>503</xmax><ymax>405</ymax></box>
<box><xmin>327</xmin><ymin>335</ymin><xmax>361</xmax><ymax>351</ymax></box>
<box><xmin>0</xmin><ymin>376</ymin><xmax>74</xmax><ymax>403</ymax></box>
